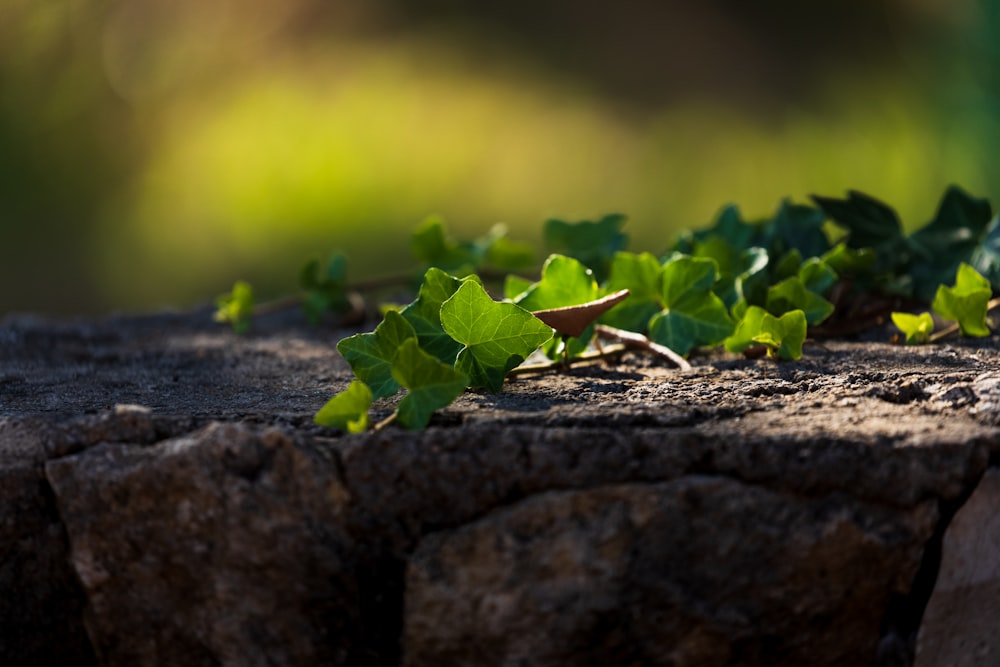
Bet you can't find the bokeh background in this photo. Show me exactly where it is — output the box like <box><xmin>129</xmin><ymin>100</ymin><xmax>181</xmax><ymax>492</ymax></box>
<box><xmin>2</xmin><ymin>0</ymin><xmax>998</xmax><ymax>315</ymax></box>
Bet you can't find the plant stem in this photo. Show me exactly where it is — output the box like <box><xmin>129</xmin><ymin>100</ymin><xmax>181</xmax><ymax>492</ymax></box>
<box><xmin>594</xmin><ymin>325</ymin><xmax>692</xmax><ymax>370</ymax></box>
<box><xmin>372</xmin><ymin>412</ymin><xmax>398</xmax><ymax>432</ymax></box>
<box><xmin>507</xmin><ymin>344</ymin><xmax>628</xmax><ymax>377</ymax></box>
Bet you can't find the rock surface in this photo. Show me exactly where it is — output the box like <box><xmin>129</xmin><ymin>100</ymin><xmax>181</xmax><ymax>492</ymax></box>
<box><xmin>2</xmin><ymin>309</ymin><xmax>999</xmax><ymax>666</ymax></box>
<box><xmin>916</xmin><ymin>468</ymin><xmax>1000</xmax><ymax>666</ymax></box>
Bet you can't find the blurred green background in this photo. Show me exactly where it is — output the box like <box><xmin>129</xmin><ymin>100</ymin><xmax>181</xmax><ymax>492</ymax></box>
<box><xmin>2</xmin><ymin>0</ymin><xmax>998</xmax><ymax>315</ymax></box>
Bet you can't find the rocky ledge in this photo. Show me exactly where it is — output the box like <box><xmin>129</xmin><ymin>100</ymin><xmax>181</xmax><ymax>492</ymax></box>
<box><xmin>1</xmin><ymin>309</ymin><xmax>998</xmax><ymax>666</ymax></box>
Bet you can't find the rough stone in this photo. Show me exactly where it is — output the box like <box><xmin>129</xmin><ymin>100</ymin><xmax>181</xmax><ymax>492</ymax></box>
<box><xmin>2</xmin><ymin>310</ymin><xmax>999</xmax><ymax>666</ymax></box>
<box><xmin>916</xmin><ymin>468</ymin><xmax>1000</xmax><ymax>666</ymax></box>
<box><xmin>404</xmin><ymin>479</ymin><xmax>938</xmax><ymax>667</ymax></box>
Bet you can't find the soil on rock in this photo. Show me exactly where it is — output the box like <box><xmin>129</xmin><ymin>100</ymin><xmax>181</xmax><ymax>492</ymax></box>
<box><xmin>2</xmin><ymin>309</ymin><xmax>999</xmax><ymax>666</ymax></box>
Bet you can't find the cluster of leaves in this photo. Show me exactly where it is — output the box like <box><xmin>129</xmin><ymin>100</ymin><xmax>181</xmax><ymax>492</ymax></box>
<box><xmin>215</xmin><ymin>185</ymin><xmax>998</xmax><ymax>432</ymax></box>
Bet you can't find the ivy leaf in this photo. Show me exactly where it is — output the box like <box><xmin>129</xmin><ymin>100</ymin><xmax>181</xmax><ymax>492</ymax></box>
<box><xmin>314</xmin><ymin>380</ymin><xmax>372</xmax><ymax>433</ymax></box>
<box><xmin>601</xmin><ymin>251</ymin><xmax>664</xmax><ymax>331</ymax></box>
<box><xmin>391</xmin><ymin>338</ymin><xmax>469</xmax><ymax>430</ymax></box>
<box><xmin>909</xmin><ymin>186</ymin><xmax>994</xmax><ymax>301</ymax></box>
<box><xmin>400</xmin><ymin>268</ymin><xmax>472</xmax><ymax>364</ymax></box>
<box><xmin>300</xmin><ymin>252</ymin><xmax>350</xmax><ymax>324</ymax></box>
<box><xmin>648</xmin><ymin>256</ymin><xmax>734</xmax><ymax>357</ymax></box>
<box><xmin>811</xmin><ymin>190</ymin><xmax>903</xmax><ymax>250</ymax></box>
<box><xmin>798</xmin><ymin>258</ymin><xmax>838</xmax><ymax>295</ymax></box>
<box><xmin>772</xmin><ymin>249</ymin><xmax>803</xmax><ymax>282</ymax></box>
<box><xmin>821</xmin><ymin>243</ymin><xmax>876</xmax><ymax>277</ymax></box>
<box><xmin>412</xmin><ymin>216</ymin><xmax>476</xmax><ymax>274</ymax></box>
<box><xmin>515</xmin><ymin>254</ymin><xmax>600</xmax><ymax>312</ymax></box>
<box><xmin>770</xmin><ymin>199</ymin><xmax>830</xmax><ymax>258</ymax></box>
<box><xmin>440</xmin><ymin>280</ymin><xmax>554</xmax><ymax>391</ymax></box>
<box><xmin>336</xmin><ymin>310</ymin><xmax>417</xmax><ymax>399</ymax></box>
<box><xmin>504</xmin><ymin>274</ymin><xmax>534</xmax><ymax>301</ymax></box>
<box><xmin>766</xmin><ymin>277</ymin><xmax>834</xmax><ymax>326</ymax></box>
<box><xmin>483</xmin><ymin>225</ymin><xmax>535</xmax><ymax>271</ymax></box>
<box><xmin>544</xmin><ymin>214</ymin><xmax>628</xmax><ymax>281</ymax></box>
<box><xmin>725</xmin><ymin>306</ymin><xmax>807</xmax><ymax>360</ymax></box>
<box><xmin>931</xmin><ymin>263</ymin><xmax>992</xmax><ymax>337</ymax></box>
<box><xmin>971</xmin><ymin>214</ymin><xmax>1000</xmax><ymax>289</ymax></box>
<box><xmin>891</xmin><ymin>312</ymin><xmax>935</xmax><ymax>345</ymax></box>
<box><xmin>214</xmin><ymin>280</ymin><xmax>254</xmax><ymax>334</ymax></box>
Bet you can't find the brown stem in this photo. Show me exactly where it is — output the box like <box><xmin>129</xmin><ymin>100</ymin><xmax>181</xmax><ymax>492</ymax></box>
<box><xmin>594</xmin><ymin>325</ymin><xmax>692</xmax><ymax>370</ymax></box>
<box><xmin>372</xmin><ymin>412</ymin><xmax>398</xmax><ymax>432</ymax></box>
<box><xmin>507</xmin><ymin>344</ymin><xmax>627</xmax><ymax>377</ymax></box>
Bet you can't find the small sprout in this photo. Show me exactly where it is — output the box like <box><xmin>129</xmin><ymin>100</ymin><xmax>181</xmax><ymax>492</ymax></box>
<box><xmin>214</xmin><ymin>280</ymin><xmax>254</xmax><ymax>334</ymax></box>
<box><xmin>314</xmin><ymin>380</ymin><xmax>372</xmax><ymax>433</ymax></box>
<box><xmin>890</xmin><ymin>312</ymin><xmax>934</xmax><ymax>345</ymax></box>
<box><xmin>931</xmin><ymin>262</ymin><xmax>992</xmax><ymax>337</ymax></box>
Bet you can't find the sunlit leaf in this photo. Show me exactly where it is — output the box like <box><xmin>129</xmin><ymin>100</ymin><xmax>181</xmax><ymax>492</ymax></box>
<box><xmin>725</xmin><ymin>306</ymin><xmax>807</xmax><ymax>360</ymax></box>
<box><xmin>391</xmin><ymin>338</ymin><xmax>469</xmax><ymax>430</ymax></box>
<box><xmin>600</xmin><ymin>251</ymin><xmax>663</xmax><ymax>332</ymax></box>
<box><xmin>314</xmin><ymin>380</ymin><xmax>372</xmax><ymax>433</ymax></box>
<box><xmin>931</xmin><ymin>262</ymin><xmax>992</xmax><ymax>337</ymax></box>
<box><xmin>440</xmin><ymin>280</ymin><xmax>554</xmax><ymax>391</ymax></box>
<box><xmin>891</xmin><ymin>312</ymin><xmax>934</xmax><ymax>345</ymax></box>
<box><xmin>214</xmin><ymin>280</ymin><xmax>254</xmax><ymax>334</ymax></box>
<box><xmin>514</xmin><ymin>254</ymin><xmax>599</xmax><ymax>312</ymax></box>
<box><xmin>336</xmin><ymin>310</ymin><xmax>417</xmax><ymax>399</ymax></box>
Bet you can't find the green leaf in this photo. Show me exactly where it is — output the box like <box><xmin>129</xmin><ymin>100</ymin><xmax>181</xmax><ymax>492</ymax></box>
<box><xmin>600</xmin><ymin>251</ymin><xmax>663</xmax><ymax>331</ymax></box>
<box><xmin>798</xmin><ymin>258</ymin><xmax>838</xmax><ymax>295</ymax></box>
<box><xmin>543</xmin><ymin>214</ymin><xmax>628</xmax><ymax>280</ymax></box>
<box><xmin>770</xmin><ymin>199</ymin><xmax>830</xmax><ymax>258</ymax></box>
<box><xmin>772</xmin><ymin>249</ymin><xmax>803</xmax><ymax>282</ymax></box>
<box><xmin>314</xmin><ymin>380</ymin><xmax>372</xmax><ymax>433</ymax></box>
<box><xmin>391</xmin><ymin>338</ymin><xmax>469</xmax><ymax>430</ymax></box>
<box><xmin>504</xmin><ymin>274</ymin><xmax>534</xmax><ymax>301</ymax></box>
<box><xmin>336</xmin><ymin>310</ymin><xmax>417</xmax><ymax>399</ymax></box>
<box><xmin>485</xmin><ymin>233</ymin><xmax>535</xmax><ymax>271</ymax></box>
<box><xmin>214</xmin><ymin>280</ymin><xmax>254</xmax><ymax>334</ymax></box>
<box><xmin>766</xmin><ymin>277</ymin><xmax>834</xmax><ymax>326</ymax></box>
<box><xmin>648</xmin><ymin>256</ymin><xmax>734</xmax><ymax>356</ymax></box>
<box><xmin>820</xmin><ymin>243</ymin><xmax>876</xmax><ymax>277</ymax></box>
<box><xmin>515</xmin><ymin>254</ymin><xmax>599</xmax><ymax>311</ymax></box>
<box><xmin>400</xmin><ymin>268</ymin><xmax>470</xmax><ymax>364</ymax></box>
<box><xmin>971</xmin><ymin>214</ymin><xmax>1000</xmax><ymax>289</ymax></box>
<box><xmin>412</xmin><ymin>215</ymin><xmax>476</xmax><ymax>273</ymax></box>
<box><xmin>891</xmin><ymin>312</ymin><xmax>935</xmax><ymax>345</ymax></box>
<box><xmin>299</xmin><ymin>252</ymin><xmax>350</xmax><ymax>324</ymax></box>
<box><xmin>932</xmin><ymin>263</ymin><xmax>992</xmax><ymax>337</ymax></box>
<box><xmin>725</xmin><ymin>306</ymin><xmax>807</xmax><ymax>360</ymax></box>
<box><xmin>909</xmin><ymin>186</ymin><xmax>994</xmax><ymax>301</ymax></box>
<box><xmin>811</xmin><ymin>190</ymin><xmax>904</xmax><ymax>250</ymax></box>
<box><xmin>440</xmin><ymin>280</ymin><xmax>554</xmax><ymax>391</ymax></box>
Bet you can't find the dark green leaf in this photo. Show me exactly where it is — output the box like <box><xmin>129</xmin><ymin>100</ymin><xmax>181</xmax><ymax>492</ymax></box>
<box><xmin>336</xmin><ymin>310</ymin><xmax>417</xmax><ymax>399</ymax></box>
<box><xmin>411</xmin><ymin>216</ymin><xmax>476</xmax><ymax>273</ymax></box>
<box><xmin>798</xmin><ymin>258</ymin><xmax>838</xmax><ymax>295</ymax></box>
<box><xmin>770</xmin><ymin>199</ymin><xmax>830</xmax><ymax>258</ymax></box>
<box><xmin>543</xmin><ymin>214</ymin><xmax>628</xmax><ymax>280</ymax></box>
<box><xmin>400</xmin><ymin>268</ymin><xmax>471</xmax><ymax>364</ymax></box>
<box><xmin>909</xmin><ymin>186</ymin><xmax>994</xmax><ymax>301</ymax></box>
<box><xmin>820</xmin><ymin>243</ymin><xmax>876</xmax><ymax>277</ymax></box>
<box><xmin>299</xmin><ymin>252</ymin><xmax>350</xmax><ymax>324</ymax></box>
<box><xmin>811</xmin><ymin>190</ymin><xmax>903</xmax><ymax>250</ymax></box>
<box><xmin>648</xmin><ymin>256</ymin><xmax>734</xmax><ymax>356</ymax></box>
<box><xmin>391</xmin><ymin>338</ymin><xmax>469</xmax><ymax>430</ymax></box>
